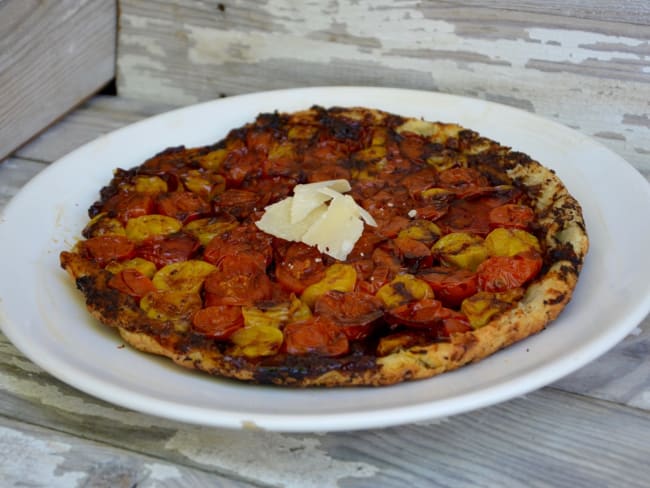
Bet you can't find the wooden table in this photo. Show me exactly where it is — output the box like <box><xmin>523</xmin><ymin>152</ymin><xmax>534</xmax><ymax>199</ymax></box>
<box><xmin>2</xmin><ymin>1</ymin><xmax>650</xmax><ymax>485</ymax></box>
<box><xmin>1</xmin><ymin>94</ymin><xmax>649</xmax><ymax>487</ymax></box>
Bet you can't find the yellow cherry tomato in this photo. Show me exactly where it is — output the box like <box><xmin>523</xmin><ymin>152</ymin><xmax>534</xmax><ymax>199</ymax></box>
<box><xmin>301</xmin><ymin>264</ymin><xmax>357</xmax><ymax>307</ymax></box>
<box><xmin>432</xmin><ymin>232</ymin><xmax>489</xmax><ymax>271</ymax></box>
<box><xmin>376</xmin><ymin>273</ymin><xmax>434</xmax><ymax>309</ymax></box>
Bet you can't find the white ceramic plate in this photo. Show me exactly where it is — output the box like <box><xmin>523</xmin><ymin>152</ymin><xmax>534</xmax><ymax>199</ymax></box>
<box><xmin>1</xmin><ymin>87</ymin><xmax>649</xmax><ymax>432</ymax></box>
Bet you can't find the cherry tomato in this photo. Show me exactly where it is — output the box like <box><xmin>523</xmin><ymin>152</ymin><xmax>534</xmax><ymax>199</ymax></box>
<box><xmin>409</xmin><ymin>205</ymin><xmax>448</xmax><ymax>221</ymax></box>
<box><xmin>438</xmin><ymin>198</ymin><xmax>492</xmax><ymax>236</ymax></box>
<box><xmin>140</xmin><ymin>145</ymin><xmax>205</xmax><ymax>173</ymax></box>
<box><xmin>398</xmin><ymin>133</ymin><xmax>428</xmax><ymax>162</ymax></box>
<box><xmin>477</xmin><ymin>253</ymin><xmax>543</xmax><ymax>292</ymax></box>
<box><xmin>393</xmin><ymin>236</ymin><xmax>432</xmax><ymax>260</ymax></box>
<box><xmin>400</xmin><ymin>167</ymin><xmax>438</xmax><ymax>197</ymax></box>
<box><xmin>136</xmin><ymin>233</ymin><xmax>200</xmax><ymax>268</ymax></box>
<box><xmin>489</xmin><ymin>204</ymin><xmax>535</xmax><ymax>230</ymax></box>
<box><xmin>263</xmin><ymin>144</ymin><xmax>300</xmax><ymax>177</ymax></box>
<box><xmin>346</xmin><ymin>231</ymin><xmax>384</xmax><ymax>262</ymax></box>
<box><xmin>304</xmin><ymin>139</ymin><xmax>348</xmax><ymax>166</ymax></box>
<box><xmin>314</xmin><ymin>291</ymin><xmax>383</xmax><ymax>340</ymax></box>
<box><xmin>242</xmin><ymin>176</ymin><xmax>296</xmax><ymax>205</ymax></box>
<box><xmin>102</xmin><ymin>192</ymin><xmax>154</xmax><ymax>224</ymax></box>
<box><xmin>441</xmin><ymin>311</ymin><xmax>472</xmax><ymax>336</ymax></box>
<box><xmin>192</xmin><ymin>305</ymin><xmax>244</xmax><ymax>339</ymax></box>
<box><xmin>283</xmin><ymin>317</ymin><xmax>349</xmax><ymax>357</ymax></box>
<box><xmin>438</xmin><ymin>167</ymin><xmax>488</xmax><ymax>197</ymax></box>
<box><xmin>376</xmin><ymin>216</ymin><xmax>410</xmax><ymax>238</ymax></box>
<box><xmin>418</xmin><ymin>267</ymin><xmax>478</xmax><ymax>308</ymax></box>
<box><xmin>386</xmin><ymin>298</ymin><xmax>444</xmax><ymax>328</ymax></box>
<box><xmin>204</xmin><ymin>256</ymin><xmax>273</xmax><ymax>306</ymax></box>
<box><xmin>246</xmin><ymin>128</ymin><xmax>273</xmax><ymax>152</ymax></box>
<box><xmin>81</xmin><ymin>235</ymin><xmax>135</xmax><ymax>265</ymax></box>
<box><xmin>203</xmin><ymin>225</ymin><xmax>273</xmax><ymax>267</ymax></box>
<box><xmin>221</xmin><ymin>148</ymin><xmax>263</xmax><ymax>186</ymax></box>
<box><xmin>107</xmin><ymin>268</ymin><xmax>156</xmax><ymax>299</ymax></box>
<box><xmin>155</xmin><ymin>191</ymin><xmax>210</xmax><ymax>224</ymax></box>
<box><xmin>275</xmin><ymin>242</ymin><xmax>326</xmax><ymax>293</ymax></box>
<box><xmin>212</xmin><ymin>189</ymin><xmax>260</xmax><ymax>220</ymax></box>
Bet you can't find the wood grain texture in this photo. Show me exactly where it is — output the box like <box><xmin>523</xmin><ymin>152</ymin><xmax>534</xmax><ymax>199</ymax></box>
<box><xmin>0</xmin><ymin>157</ymin><xmax>46</xmax><ymax>210</ymax></box>
<box><xmin>116</xmin><ymin>0</ymin><xmax>650</xmax><ymax>178</ymax></box>
<box><xmin>14</xmin><ymin>95</ymin><xmax>175</xmax><ymax>163</ymax></box>
<box><xmin>0</xmin><ymin>418</ymin><xmax>254</xmax><ymax>488</ymax></box>
<box><xmin>0</xmin><ymin>0</ymin><xmax>116</xmax><ymax>161</ymax></box>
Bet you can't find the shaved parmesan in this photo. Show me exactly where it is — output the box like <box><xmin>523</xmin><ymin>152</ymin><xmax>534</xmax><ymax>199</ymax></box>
<box><xmin>302</xmin><ymin>195</ymin><xmax>365</xmax><ymax>261</ymax></box>
<box><xmin>290</xmin><ymin>179</ymin><xmax>351</xmax><ymax>223</ymax></box>
<box><xmin>255</xmin><ymin>197</ymin><xmax>327</xmax><ymax>241</ymax></box>
<box><xmin>254</xmin><ymin>179</ymin><xmax>376</xmax><ymax>261</ymax></box>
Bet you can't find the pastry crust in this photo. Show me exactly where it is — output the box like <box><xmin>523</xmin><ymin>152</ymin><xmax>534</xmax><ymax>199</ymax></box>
<box><xmin>60</xmin><ymin>106</ymin><xmax>588</xmax><ymax>387</ymax></box>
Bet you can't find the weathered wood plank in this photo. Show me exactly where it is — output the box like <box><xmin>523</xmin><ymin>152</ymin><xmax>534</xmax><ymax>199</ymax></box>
<box><xmin>116</xmin><ymin>0</ymin><xmax>650</xmax><ymax>177</ymax></box>
<box><xmin>440</xmin><ymin>0</ymin><xmax>650</xmax><ymax>26</ymax></box>
<box><xmin>0</xmin><ymin>0</ymin><xmax>116</xmax><ymax>161</ymax></box>
<box><xmin>14</xmin><ymin>96</ymin><xmax>175</xmax><ymax>163</ymax></box>
<box><xmin>0</xmin><ymin>417</ymin><xmax>255</xmax><ymax>488</ymax></box>
<box><xmin>0</xmin><ymin>157</ymin><xmax>47</xmax><ymax>210</ymax></box>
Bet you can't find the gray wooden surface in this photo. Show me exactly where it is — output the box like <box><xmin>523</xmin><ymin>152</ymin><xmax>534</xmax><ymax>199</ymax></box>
<box><xmin>2</xmin><ymin>1</ymin><xmax>650</xmax><ymax>486</ymax></box>
<box><xmin>0</xmin><ymin>0</ymin><xmax>116</xmax><ymax>160</ymax></box>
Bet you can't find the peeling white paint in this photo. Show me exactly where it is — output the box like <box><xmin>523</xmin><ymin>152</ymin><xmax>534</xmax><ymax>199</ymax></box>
<box><xmin>0</xmin><ymin>369</ymin><xmax>167</xmax><ymax>429</ymax></box>
<box><xmin>119</xmin><ymin>54</ymin><xmax>200</xmax><ymax>105</ymax></box>
<box><xmin>0</xmin><ymin>426</ymin><xmax>85</xmax><ymax>487</ymax></box>
<box><xmin>165</xmin><ymin>427</ymin><xmax>379</xmax><ymax>488</ymax></box>
<box><xmin>527</xmin><ymin>28</ymin><xmax>648</xmax><ymax>63</ymax></box>
<box><xmin>120</xmin><ymin>33</ymin><xmax>167</xmax><ymax>57</ymax></box>
<box><xmin>142</xmin><ymin>462</ymin><xmax>183</xmax><ymax>483</ymax></box>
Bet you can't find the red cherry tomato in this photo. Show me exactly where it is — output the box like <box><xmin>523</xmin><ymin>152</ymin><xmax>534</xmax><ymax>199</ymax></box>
<box><xmin>136</xmin><ymin>233</ymin><xmax>199</xmax><ymax>268</ymax></box>
<box><xmin>102</xmin><ymin>192</ymin><xmax>154</xmax><ymax>224</ymax></box>
<box><xmin>82</xmin><ymin>235</ymin><xmax>135</xmax><ymax>266</ymax></box>
<box><xmin>107</xmin><ymin>268</ymin><xmax>156</xmax><ymax>299</ymax></box>
<box><xmin>438</xmin><ymin>198</ymin><xmax>492</xmax><ymax>236</ymax></box>
<box><xmin>400</xmin><ymin>167</ymin><xmax>438</xmax><ymax>197</ymax></box>
<box><xmin>394</xmin><ymin>236</ymin><xmax>432</xmax><ymax>261</ymax></box>
<box><xmin>155</xmin><ymin>191</ymin><xmax>210</xmax><ymax>224</ymax></box>
<box><xmin>275</xmin><ymin>242</ymin><xmax>326</xmax><ymax>293</ymax></box>
<box><xmin>418</xmin><ymin>267</ymin><xmax>478</xmax><ymax>308</ymax></box>
<box><xmin>438</xmin><ymin>167</ymin><xmax>488</xmax><ymax>197</ymax></box>
<box><xmin>221</xmin><ymin>148</ymin><xmax>262</xmax><ymax>186</ymax></box>
<box><xmin>441</xmin><ymin>312</ymin><xmax>472</xmax><ymax>336</ymax></box>
<box><xmin>386</xmin><ymin>298</ymin><xmax>444</xmax><ymax>328</ymax></box>
<box><xmin>212</xmin><ymin>189</ymin><xmax>261</xmax><ymax>220</ymax></box>
<box><xmin>386</xmin><ymin>299</ymin><xmax>472</xmax><ymax>339</ymax></box>
<box><xmin>192</xmin><ymin>305</ymin><xmax>244</xmax><ymax>339</ymax></box>
<box><xmin>489</xmin><ymin>204</ymin><xmax>536</xmax><ymax>230</ymax></box>
<box><xmin>314</xmin><ymin>291</ymin><xmax>383</xmax><ymax>340</ymax></box>
<box><xmin>398</xmin><ymin>134</ymin><xmax>428</xmax><ymax>163</ymax></box>
<box><xmin>204</xmin><ymin>256</ymin><xmax>273</xmax><ymax>306</ymax></box>
<box><xmin>284</xmin><ymin>317</ymin><xmax>350</xmax><ymax>357</ymax></box>
<box><xmin>203</xmin><ymin>225</ymin><xmax>273</xmax><ymax>267</ymax></box>
<box><xmin>246</xmin><ymin>129</ymin><xmax>273</xmax><ymax>152</ymax></box>
<box><xmin>477</xmin><ymin>253</ymin><xmax>543</xmax><ymax>292</ymax></box>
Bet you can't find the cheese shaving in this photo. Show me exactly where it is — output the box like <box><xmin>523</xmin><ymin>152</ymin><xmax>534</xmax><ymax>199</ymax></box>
<box><xmin>255</xmin><ymin>179</ymin><xmax>376</xmax><ymax>260</ymax></box>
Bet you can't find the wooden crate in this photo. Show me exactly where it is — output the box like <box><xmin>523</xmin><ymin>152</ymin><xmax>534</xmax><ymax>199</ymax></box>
<box><xmin>0</xmin><ymin>0</ymin><xmax>116</xmax><ymax>161</ymax></box>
